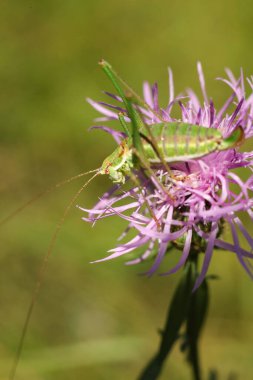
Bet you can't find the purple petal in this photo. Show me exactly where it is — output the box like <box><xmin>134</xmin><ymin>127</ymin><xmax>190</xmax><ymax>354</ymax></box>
<box><xmin>145</xmin><ymin>207</ymin><xmax>174</xmax><ymax>275</ymax></box>
<box><xmin>209</xmin><ymin>100</ymin><xmax>215</xmax><ymax>127</ymax></box>
<box><xmin>227</xmin><ymin>98</ymin><xmax>244</xmax><ymax>131</ymax></box>
<box><xmin>193</xmin><ymin>222</ymin><xmax>218</xmax><ymax>291</ymax></box>
<box><xmin>87</xmin><ymin>98</ymin><xmax>118</xmax><ymax>118</ymax></box>
<box><xmin>234</xmin><ymin>217</ymin><xmax>253</xmax><ymax>249</ymax></box>
<box><xmin>98</xmin><ymin>101</ymin><xmax>126</xmax><ymax>113</ymax></box>
<box><xmin>216</xmin><ymin>92</ymin><xmax>236</xmax><ymax>125</ymax></box>
<box><xmin>197</xmin><ymin>62</ymin><xmax>208</xmax><ymax>104</ymax></box>
<box><xmin>152</xmin><ymin>83</ymin><xmax>159</xmax><ymax>113</ymax></box>
<box><xmin>143</xmin><ymin>82</ymin><xmax>154</xmax><ymax>108</ymax></box>
<box><xmin>168</xmin><ymin>67</ymin><xmax>174</xmax><ymax>104</ymax></box>
<box><xmin>103</xmin><ymin>91</ymin><xmax>122</xmax><ymax>102</ymax></box>
<box><xmin>89</xmin><ymin>125</ymin><xmax>126</xmax><ymax>144</ymax></box>
<box><xmin>125</xmin><ymin>240</ymin><xmax>156</xmax><ymax>265</ymax></box>
<box><xmin>229</xmin><ymin>219</ymin><xmax>253</xmax><ymax>278</ymax></box>
<box><xmin>215</xmin><ymin>239</ymin><xmax>253</xmax><ymax>258</ymax></box>
<box><xmin>187</xmin><ymin>89</ymin><xmax>200</xmax><ymax>110</ymax></box>
<box><xmin>160</xmin><ymin>228</ymin><xmax>192</xmax><ymax>275</ymax></box>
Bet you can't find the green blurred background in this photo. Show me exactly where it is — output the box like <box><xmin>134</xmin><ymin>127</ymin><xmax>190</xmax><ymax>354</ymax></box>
<box><xmin>1</xmin><ymin>0</ymin><xmax>253</xmax><ymax>379</ymax></box>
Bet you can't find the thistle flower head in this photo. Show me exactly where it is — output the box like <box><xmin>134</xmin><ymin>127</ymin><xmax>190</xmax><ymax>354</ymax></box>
<box><xmin>82</xmin><ymin>64</ymin><xmax>253</xmax><ymax>289</ymax></box>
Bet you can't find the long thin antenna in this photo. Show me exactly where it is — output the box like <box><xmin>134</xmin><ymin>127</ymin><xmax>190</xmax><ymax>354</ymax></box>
<box><xmin>9</xmin><ymin>171</ymin><xmax>100</xmax><ymax>380</ymax></box>
<box><xmin>0</xmin><ymin>168</ymin><xmax>99</xmax><ymax>227</ymax></box>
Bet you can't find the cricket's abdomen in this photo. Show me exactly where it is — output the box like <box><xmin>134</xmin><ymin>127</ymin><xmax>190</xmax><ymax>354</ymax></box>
<box><xmin>141</xmin><ymin>122</ymin><xmax>223</xmax><ymax>163</ymax></box>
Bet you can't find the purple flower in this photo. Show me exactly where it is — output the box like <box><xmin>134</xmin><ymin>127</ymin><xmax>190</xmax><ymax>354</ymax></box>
<box><xmin>81</xmin><ymin>63</ymin><xmax>253</xmax><ymax>289</ymax></box>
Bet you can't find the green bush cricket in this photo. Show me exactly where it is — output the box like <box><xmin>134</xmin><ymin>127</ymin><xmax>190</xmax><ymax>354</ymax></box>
<box><xmin>98</xmin><ymin>60</ymin><xmax>244</xmax><ymax>185</ymax></box>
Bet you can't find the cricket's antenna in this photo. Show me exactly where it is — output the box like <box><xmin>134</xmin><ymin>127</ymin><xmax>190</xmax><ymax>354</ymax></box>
<box><xmin>0</xmin><ymin>168</ymin><xmax>100</xmax><ymax>227</ymax></box>
<box><xmin>9</xmin><ymin>171</ymin><xmax>100</xmax><ymax>380</ymax></box>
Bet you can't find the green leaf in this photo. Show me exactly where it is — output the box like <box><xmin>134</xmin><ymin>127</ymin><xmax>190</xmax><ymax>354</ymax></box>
<box><xmin>208</xmin><ymin>369</ymin><xmax>219</xmax><ymax>380</ymax></box>
<box><xmin>159</xmin><ymin>261</ymin><xmax>196</xmax><ymax>359</ymax></box>
<box><xmin>187</xmin><ymin>278</ymin><xmax>209</xmax><ymax>343</ymax></box>
<box><xmin>185</xmin><ymin>275</ymin><xmax>209</xmax><ymax>380</ymax></box>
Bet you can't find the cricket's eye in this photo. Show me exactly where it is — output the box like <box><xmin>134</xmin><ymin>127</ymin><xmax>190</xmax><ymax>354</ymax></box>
<box><xmin>105</xmin><ymin>163</ymin><xmax>112</xmax><ymax>174</ymax></box>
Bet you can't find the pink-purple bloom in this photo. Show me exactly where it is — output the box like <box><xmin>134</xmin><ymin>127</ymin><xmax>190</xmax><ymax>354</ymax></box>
<box><xmin>81</xmin><ymin>64</ymin><xmax>253</xmax><ymax>289</ymax></box>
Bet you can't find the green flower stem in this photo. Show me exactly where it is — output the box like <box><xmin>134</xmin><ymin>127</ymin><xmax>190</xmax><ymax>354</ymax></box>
<box><xmin>138</xmin><ymin>256</ymin><xmax>209</xmax><ymax>380</ymax></box>
<box><xmin>186</xmin><ymin>267</ymin><xmax>209</xmax><ymax>380</ymax></box>
<box><xmin>188</xmin><ymin>341</ymin><xmax>201</xmax><ymax>380</ymax></box>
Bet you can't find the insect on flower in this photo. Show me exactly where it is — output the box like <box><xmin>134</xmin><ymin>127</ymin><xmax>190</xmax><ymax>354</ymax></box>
<box><xmin>82</xmin><ymin>61</ymin><xmax>253</xmax><ymax>291</ymax></box>
<box><xmin>4</xmin><ymin>60</ymin><xmax>253</xmax><ymax>379</ymax></box>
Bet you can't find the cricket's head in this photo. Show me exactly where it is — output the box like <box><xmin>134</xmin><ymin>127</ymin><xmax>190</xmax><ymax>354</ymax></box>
<box><xmin>218</xmin><ymin>126</ymin><xmax>245</xmax><ymax>151</ymax></box>
<box><xmin>100</xmin><ymin>139</ymin><xmax>133</xmax><ymax>184</ymax></box>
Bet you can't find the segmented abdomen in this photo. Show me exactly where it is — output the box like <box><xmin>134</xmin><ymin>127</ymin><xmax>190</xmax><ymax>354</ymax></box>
<box><xmin>141</xmin><ymin>122</ymin><xmax>222</xmax><ymax>163</ymax></box>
